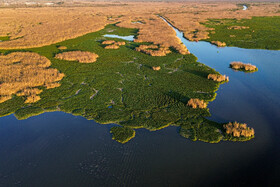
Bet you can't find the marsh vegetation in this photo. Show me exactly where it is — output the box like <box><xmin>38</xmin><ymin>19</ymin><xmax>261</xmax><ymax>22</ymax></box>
<box><xmin>230</xmin><ymin>61</ymin><xmax>258</xmax><ymax>72</ymax></box>
<box><xmin>0</xmin><ymin>24</ymin><xmax>253</xmax><ymax>143</ymax></box>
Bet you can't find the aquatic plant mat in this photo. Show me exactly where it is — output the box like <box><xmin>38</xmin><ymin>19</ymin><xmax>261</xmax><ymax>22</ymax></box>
<box><xmin>0</xmin><ymin>24</ymin><xmax>253</xmax><ymax>143</ymax></box>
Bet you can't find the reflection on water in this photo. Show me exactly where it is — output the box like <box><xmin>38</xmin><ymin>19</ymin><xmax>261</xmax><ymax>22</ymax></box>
<box><xmin>103</xmin><ymin>34</ymin><xmax>134</xmax><ymax>41</ymax></box>
<box><xmin>0</xmin><ymin>19</ymin><xmax>280</xmax><ymax>185</ymax></box>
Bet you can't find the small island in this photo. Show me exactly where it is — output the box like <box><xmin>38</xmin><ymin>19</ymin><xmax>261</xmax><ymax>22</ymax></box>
<box><xmin>230</xmin><ymin>61</ymin><xmax>258</xmax><ymax>72</ymax></box>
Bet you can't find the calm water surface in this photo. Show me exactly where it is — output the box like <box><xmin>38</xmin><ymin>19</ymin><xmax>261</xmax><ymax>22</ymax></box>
<box><xmin>0</xmin><ymin>20</ymin><xmax>279</xmax><ymax>186</ymax></box>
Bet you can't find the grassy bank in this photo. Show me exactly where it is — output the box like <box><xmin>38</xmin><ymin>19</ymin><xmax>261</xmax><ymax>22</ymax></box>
<box><xmin>203</xmin><ymin>16</ymin><xmax>280</xmax><ymax>50</ymax></box>
<box><xmin>0</xmin><ymin>24</ymin><xmax>253</xmax><ymax>143</ymax></box>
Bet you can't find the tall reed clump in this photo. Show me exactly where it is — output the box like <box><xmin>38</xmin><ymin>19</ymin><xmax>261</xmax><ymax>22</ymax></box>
<box><xmin>230</xmin><ymin>61</ymin><xmax>258</xmax><ymax>72</ymax></box>
<box><xmin>187</xmin><ymin>98</ymin><xmax>207</xmax><ymax>109</ymax></box>
<box><xmin>55</xmin><ymin>51</ymin><xmax>99</xmax><ymax>63</ymax></box>
<box><xmin>224</xmin><ymin>122</ymin><xmax>255</xmax><ymax>137</ymax></box>
<box><xmin>102</xmin><ymin>40</ymin><xmax>126</xmax><ymax>49</ymax></box>
<box><xmin>0</xmin><ymin>52</ymin><xmax>65</xmax><ymax>103</ymax></box>
<box><xmin>211</xmin><ymin>41</ymin><xmax>226</xmax><ymax>47</ymax></box>
<box><xmin>136</xmin><ymin>44</ymin><xmax>171</xmax><ymax>56</ymax></box>
<box><xmin>207</xmin><ymin>74</ymin><xmax>229</xmax><ymax>82</ymax></box>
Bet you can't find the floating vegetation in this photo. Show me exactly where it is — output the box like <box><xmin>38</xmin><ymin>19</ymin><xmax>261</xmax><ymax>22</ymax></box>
<box><xmin>230</xmin><ymin>61</ymin><xmax>258</xmax><ymax>72</ymax></box>
<box><xmin>207</xmin><ymin>74</ymin><xmax>229</xmax><ymax>82</ymax></box>
<box><xmin>55</xmin><ymin>51</ymin><xmax>99</xmax><ymax>63</ymax></box>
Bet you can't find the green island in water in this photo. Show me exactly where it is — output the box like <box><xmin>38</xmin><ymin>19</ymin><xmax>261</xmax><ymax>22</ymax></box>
<box><xmin>0</xmin><ymin>23</ymin><xmax>255</xmax><ymax>143</ymax></box>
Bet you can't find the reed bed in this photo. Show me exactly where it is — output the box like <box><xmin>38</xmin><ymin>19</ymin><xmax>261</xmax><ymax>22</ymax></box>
<box><xmin>0</xmin><ymin>52</ymin><xmax>64</xmax><ymax>103</ymax></box>
<box><xmin>55</xmin><ymin>51</ymin><xmax>99</xmax><ymax>63</ymax></box>
<box><xmin>224</xmin><ymin>122</ymin><xmax>255</xmax><ymax>137</ymax></box>
<box><xmin>208</xmin><ymin>74</ymin><xmax>229</xmax><ymax>82</ymax></box>
<box><xmin>187</xmin><ymin>99</ymin><xmax>207</xmax><ymax>109</ymax></box>
<box><xmin>230</xmin><ymin>61</ymin><xmax>257</xmax><ymax>72</ymax></box>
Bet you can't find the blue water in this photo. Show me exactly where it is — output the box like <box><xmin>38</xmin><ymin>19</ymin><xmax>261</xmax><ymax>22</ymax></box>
<box><xmin>0</xmin><ymin>19</ymin><xmax>280</xmax><ymax>186</ymax></box>
<box><xmin>103</xmin><ymin>34</ymin><xmax>134</xmax><ymax>41</ymax></box>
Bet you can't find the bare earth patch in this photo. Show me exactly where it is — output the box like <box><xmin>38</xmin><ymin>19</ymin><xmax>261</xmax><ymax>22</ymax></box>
<box><xmin>55</xmin><ymin>51</ymin><xmax>99</xmax><ymax>63</ymax></box>
<box><xmin>0</xmin><ymin>52</ymin><xmax>64</xmax><ymax>103</ymax></box>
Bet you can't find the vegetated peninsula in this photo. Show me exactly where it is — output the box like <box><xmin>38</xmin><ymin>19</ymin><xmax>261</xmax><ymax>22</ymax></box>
<box><xmin>0</xmin><ymin>23</ymin><xmax>254</xmax><ymax>144</ymax></box>
<box><xmin>1</xmin><ymin>2</ymin><xmax>276</xmax><ymax>143</ymax></box>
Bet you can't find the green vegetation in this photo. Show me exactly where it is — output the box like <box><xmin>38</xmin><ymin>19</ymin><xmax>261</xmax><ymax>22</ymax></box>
<box><xmin>0</xmin><ymin>36</ymin><xmax>10</xmax><ymax>41</ymax></box>
<box><xmin>204</xmin><ymin>16</ymin><xmax>280</xmax><ymax>50</ymax></box>
<box><xmin>110</xmin><ymin>126</ymin><xmax>135</xmax><ymax>143</ymax></box>
<box><xmin>0</xmin><ymin>24</ymin><xmax>253</xmax><ymax>143</ymax></box>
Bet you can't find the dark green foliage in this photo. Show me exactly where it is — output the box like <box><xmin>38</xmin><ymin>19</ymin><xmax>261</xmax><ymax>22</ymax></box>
<box><xmin>15</xmin><ymin>106</ymin><xmax>44</xmax><ymax>120</ymax></box>
<box><xmin>204</xmin><ymin>16</ymin><xmax>280</xmax><ymax>50</ymax></box>
<box><xmin>110</xmin><ymin>126</ymin><xmax>135</xmax><ymax>143</ymax></box>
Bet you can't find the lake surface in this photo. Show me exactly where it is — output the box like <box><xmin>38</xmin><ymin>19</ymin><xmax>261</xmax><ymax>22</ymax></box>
<box><xmin>0</xmin><ymin>20</ymin><xmax>280</xmax><ymax>186</ymax></box>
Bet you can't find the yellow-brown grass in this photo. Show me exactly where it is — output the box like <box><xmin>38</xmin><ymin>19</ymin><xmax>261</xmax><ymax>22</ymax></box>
<box><xmin>117</xmin><ymin>14</ymin><xmax>189</xmax><ymax>55</ymax></box>
<box><xmin>152</xmin><ymin>66</ymin><xmax>161</xmax><ymax>71</ymax></box>
<box><xmin>230</xmin><ymin>61</ymin><xmax>257</xmax><ymax>71</ymax></box>
<box><xmin>0</xmin><ymin>52</ymin><xmax>64</xmax><ymax>103</ymax></box>
<box><xmin>55</xmin><ymin>51</ymin><xmax>99</xmax><ymax>63</ymax></box>
<box><xmin>102</xmin><ymin>40</ymin><xmax>125</xmax><ymax>49</ymax></box>
<box><xmin>136</xmin><ymin>45</ymin><xmax>171</xmax><ymax>56</ymax></box>
<box><xmin>58</xmin><ymin>46</ymin><xmax>67</xmax><ymax>50</ymax></box>
<box><xmin>0</xmin><ymin>2</ymin><xmax>279</xmax><ymax>50</ymax></box>
<box><xmin>224</xmin><ymin>122</ymin><xmax>255</xmax><ymax>137</ymax></box>
<box><xmin>211</xmin><ymin>41</ymin><xmax>226</xmax><ymax>47</ymax></box>
<box><xmin>105</xmin><ymin>44</ymin><xmax>120</xmax><ymax>49</ymax></box>
<box><xmin>208</xmin><ymin>74</ymin><xmax>229</xmax><ymax>82</ymax></box>
<box><xmin>102</xmin><ymin>40</ymin><xmax>116</xmax><ymax>45</ymax></box>
<box><xmin>187</xmin><ymin>98</ymin><xmax>207</xmax><ymax>109</ymax></box>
